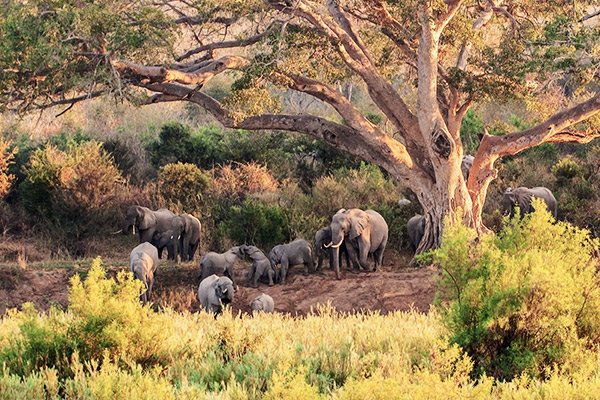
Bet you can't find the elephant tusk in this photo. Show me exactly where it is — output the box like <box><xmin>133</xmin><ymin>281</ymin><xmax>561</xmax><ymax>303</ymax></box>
<box><xmin>133</xmin><ymin>225</ymin><xmax>136</xmax><ymax>235</ymax></box>
<box><xmin>330</xmin><ymin>238</ymin><xmax>344</xmax><ymax>249</ymax></box>
<box><xmin>111</xmin><ymin>229</ymin><xmax>122</xmax><ymax>235</ymax></box>
<box><xmin>324</xmin><ymin>241</ymin><xmax>333</xmax><ymax>248</ymax></box>
<box><xmin>222</xmin><ymin>288</ymin><xmax>227</xmax><ymax>293</ymax></box>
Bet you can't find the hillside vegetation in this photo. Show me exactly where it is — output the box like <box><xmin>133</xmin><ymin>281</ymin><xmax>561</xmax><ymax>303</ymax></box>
<box><xmin>1</xmin><ymin>208</ymin><xmax>600</xmax><ymax>398</ymax></box>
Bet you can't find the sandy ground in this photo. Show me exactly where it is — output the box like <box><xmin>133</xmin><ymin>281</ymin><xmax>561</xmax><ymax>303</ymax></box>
<box><xmin>0</xmin><ymin>256</ymin><xmax>438</xmax><ymax>316</ymax></box>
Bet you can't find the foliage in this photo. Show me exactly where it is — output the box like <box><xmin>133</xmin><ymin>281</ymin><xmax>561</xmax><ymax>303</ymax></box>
<box><xmin>0</xmin><ymin>137</ymin><xmax>16</xmax><ymax>200</ymax></box>
<box><xmin>460</xmin><ymin>109</ymin><xmax>483</xmax><ymax>156</ymax></box>
<box><xmin>219</xmin><ymin>197</ymin><xmax>287</xmax><ymax>250</ymax></box>
<box><xmin>19</xmin><ymin>140</ymin><xmax>124</xmax><ymax>255</ymax></box>
<box><xmin>433</xmin><ymin>201</ymin><xmax>600</xmax><ymax>380</ymax></box>
<box><xmin>157</xmin><ymin>162</ymin><xmax>211</xmax><ymax>213</ymax></box>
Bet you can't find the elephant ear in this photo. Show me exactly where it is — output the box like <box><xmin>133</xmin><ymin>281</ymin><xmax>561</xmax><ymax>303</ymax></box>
<box><xmin>138</xmin><ymin>208</ymin><xmax>157</xmax><ymax>230</ymax></box>
<box><xmin>270</xmin><ymin>246</ymin><xmax>284</xmax><ymax>263</ymax></box>
<box><xmin>349</xmin><ymin>211</ymin><xmax>369</xmax><ymax>240</ymax></box>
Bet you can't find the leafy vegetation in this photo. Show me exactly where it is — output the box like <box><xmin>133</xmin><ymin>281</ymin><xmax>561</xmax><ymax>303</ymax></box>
<box><xmin>434</xmin><ymin>201</ymin><xmax>600</xmax><ymax>380</ymax></box>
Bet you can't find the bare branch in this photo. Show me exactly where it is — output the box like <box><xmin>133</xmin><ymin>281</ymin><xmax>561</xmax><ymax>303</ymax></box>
<box><xmin>176</xmin><ymin>23</ymin><xmax>280</xmax><ymax>62</ymax></box>
<box><xmin>580</xmin><ymin>9</ymin><xmax>600</xmax><ymax>23</ymax></box>
<box><xmin>436</xmin><ymin>0</ymin><xmax>466</xmax><ymax>33</ymax></box>
<box><xmin>110</xmin><ymin>55</ymin><xmax>249</xmax><ymax>85</ymax></box>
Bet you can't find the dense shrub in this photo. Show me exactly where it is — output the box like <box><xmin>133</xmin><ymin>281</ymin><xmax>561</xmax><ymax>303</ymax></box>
<box><xmin>0</xmin><ymin>137</ymin><xmax>16</xmax><ymax>200</ymax></box>
<box><xmin>20</xmin><ymin>141</ymin><xmax>125</xmax><ymax>255</ymax></box>
<box><xmin>434</xmin><ymin>201</ymin><xmax>600</xmax><ymax>380</ymax></box>
<box><xmin>157</xmin><ymin>162</ymin><xmax>210</xmax><ymax>213</ymax></box>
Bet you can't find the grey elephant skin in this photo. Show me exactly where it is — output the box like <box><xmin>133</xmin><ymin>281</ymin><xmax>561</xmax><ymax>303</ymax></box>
<box><xmin>122</xmin><ymin>206</ymin><xmax>176</xmax><ymax>245</ymax></box>
<box><xmin>199</xmin><ymin>246</ymin><xmax>243</xmax><ymax>285</ymax></box>
<box><xmin>242</xmin><ymin>245</ymin><xmax>277</xmax><ymax>288</ymax></box>
<box><xmin>250</xmin><ymin>293</ymin><xmax>275</xmax><ymax>314</ymax></box>
<box><xmin>153</xmin><ymin>229</ymin><xmax>176</xmax><ymax>260</ymax></box>
<box><xmin>171</xmin><ymin>213</ymin><xmax>201</xmax><ymax>262</ymax></box>
<box><xmin>328</xmin><ymin>208</ymin><xmax>388</xmax><ymax>279</ymax></box>
<box><xmin>315</xmin><ymin>226</ymin><xmax>349</xmax><ymax>271</ymax></box>
<box><xmin>461</xmin><ymin>155</ymin><xmax>474</xmax><ymax>181</ymax></box>
<box><xmin>269</xmin><ymin>239</ymin><xmax>314</xmax><ymax>284</ymax></box>
<box><xmin>197</xmin><ymin>275</ymin><xmax>234</xmax><ymax>316</ymax></box>
<box><xmin>130</xmin><ymin>242</ymin><xmax>160</xmax><ymax>305</ymax></box>
<box><xmin>407</xmin><ymin>214</ymin><xmax>425</xmax><ymax>252</ymax></box>
<box><xmin>501</xmin><ymin>187</ymin><xmax>557</xmax><ymax>219</ymax></box>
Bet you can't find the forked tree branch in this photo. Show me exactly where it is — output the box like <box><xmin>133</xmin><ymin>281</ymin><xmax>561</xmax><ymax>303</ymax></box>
<box><xmin>110</xmin><ymin>56</ymin><xmax>249</xmax><ymax>85</ymax></box>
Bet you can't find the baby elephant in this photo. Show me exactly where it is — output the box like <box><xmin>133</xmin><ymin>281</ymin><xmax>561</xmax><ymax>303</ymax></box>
<box><xmin>269</xmin><ymin>238</ymin><xmax>314</xmax><ymax>284</ymax></box>
<box><xmin>242</xmin><ymin>245</ymin><xmax>277</xmax><ymax>288</ymax></box>
<box><xmin>250</xmin><ymin>293</ymin><xmax>274</xmax><ymax>314</ymax></box>
<box><xmin>199</xmin><ymin>246</ymin><xmax>244</xmax><ymax>285</ymax></box>
<box><xmin>130</xmin><ymin>242</ymin><xmax>160</xmax><ymax>305</ymax></box>
<box><xmin>197</xmin><ymin>275</ymin><xmax>234</xmax><ymax>316</ymax></box>
<box><xmin>153</xmin><ymin>229</ymin><xmax>176</xmax><ymax>260</ymax></box>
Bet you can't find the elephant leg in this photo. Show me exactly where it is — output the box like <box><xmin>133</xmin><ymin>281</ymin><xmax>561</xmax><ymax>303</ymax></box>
<box><xmin>225</xmin><ymin>265</ymin><xmax>235</xmax><ymax>286</ymax></box>
<box><xmin>302</xmin><ymin>262</ymin><xmax>309</xmax><ymax>276</ymax></box>
<box><xmin>345</xmin><ymin>243</ymin><xmax>361</xmax><ymax>270</ymax></box>
<box><xmin>252</xmin><ymin>263</ymin><xmax>261</xmax><ymax>288</ymax></box>
<box><xmin>189</xmin><ymin>242</ymin><xmax>199</xmax><ymax>262</ymax></box>
<box><xmin>316</xmin><ymin>251</ymin><xmax>324</xmax><ymax>271</ymax></box>
<box><xmin>280</xmin><ymin>259</ymin><xmax>290</xmax><ymax>284</ymax></box>
<box><xmin>358</xmin><ymin>243</ymin><xmax>370</xmax><ymax>271</ymax></box>
<box><xmin>267</xmin><ymin>268</ymin><xmax>274</xmax><ymax>286</ymax></box>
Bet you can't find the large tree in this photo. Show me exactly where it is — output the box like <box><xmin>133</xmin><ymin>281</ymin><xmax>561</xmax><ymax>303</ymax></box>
<box><xmin>2</xmin><ymin>0</ymin><xmax>600</xmax><ymax>251</ymax></box>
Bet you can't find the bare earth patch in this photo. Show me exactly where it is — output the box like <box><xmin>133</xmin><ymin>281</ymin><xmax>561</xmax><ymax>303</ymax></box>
<box><xmin>0</xmin><ymin>257</ymin><xmax>438</xmax><ymax>316</ymax></box>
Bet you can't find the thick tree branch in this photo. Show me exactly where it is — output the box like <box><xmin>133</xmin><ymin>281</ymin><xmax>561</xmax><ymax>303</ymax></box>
<box><xmin>110</xmin><ymin>55</ymin><xmax>249</xmax><ymax>85</ymax></box>
<box><xmin>141</xmin><ymin>81</ymin><xmax>431</xmax><ymax>186</ymax></box>
<box><xmin>436</xmin><ymin>0</ymin><xmax>466</xmax><ymax>33</ymax></box>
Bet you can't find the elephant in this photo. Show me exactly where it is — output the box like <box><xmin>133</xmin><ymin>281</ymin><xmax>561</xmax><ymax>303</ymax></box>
<box><xmin>327</xmin><ymin>208</ymin><xmax>388</xmax><ymax>279</ymax></box>
<box><xmin>241</xmin><ymin>245</ymin><xmax>278</xmax><ymax>288</ymax></box>
<box><xmin>122</xmin><ymin>205</ymin><xmax>176</xmax><ymax>244</ymax></box>
<box><xmin>199</xmin><ymin>246</ymin><xmax>244</xmax><ymax>285</ymax></box>
<box><xmin>407</xmin><ymin>214</ymin><xmax>426</xmax><ymax>251</ymax></box>
<box><xmin>250</xmin><ymin>293</ymin><xmax>274</xmax><ymax>314</ymax></box>
<box><xmin>269</xmin><ymin>238</ymin><xmax>314</xmax><ymax>284</ymax></box>
<box><xmin>170</xmin><ymin>213</ymin><xmax>201</xmax><ymax>262</ymax></box>
<box><xmin>153</xmin><ymin>229</ymin><xmax>176</xmax><ymax>260</ymax></box>
<box><xmin>197</xmin><ymin>274</ymin><xmax>234</xmax><ymax>316</ymax></box>
<box><xmin>461</xmin><ymin>155</ymin><xmax>474</xmax><ymax>181</ymax></box>
<box><xmin>501</xmin><ymin>186</ymin><xmax>557</xmax><ymax>219</ymax></box>
<box><xmin>129</xmin><ymin>242</ymin><xmax>159</xmax><ymax>305</ymax></box>
<box><xmin>315</xmin><ymin>226</ymin><xmax>349</xmax><ymax>271</ymax></box>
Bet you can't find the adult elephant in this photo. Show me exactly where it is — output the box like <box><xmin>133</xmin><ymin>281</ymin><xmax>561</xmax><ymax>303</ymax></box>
<box><xmin>269</xmin><ymin>238</ymin><xmax>314</xmax><ymax>284</ymax></box>
<box><xmin>199</xmin><ymin>246</ymin><xmax>244</xmax><ymax>285</ymax></box>
<box><xmin>315</xmin><ymin>226</ymin><xmax>349</xmax><ymax>271</ymax></box>
<box><xmin>130</xmin><ymin>242</ymin><xmax>159</xmax><ymax>305</ymax></box>
<box><xmin>122</xmin><ymin>206</ymin><xmax>176</xmax><ymax>244</ymax></box>
<box><xmin>501</xmin><ymin>187</ymin><xmax>557</xmax><ymax>219</ymax></box>
<box><xmin>171</xmin><ymin>213</ymin><xmax>201</xmax><ymax>262</ymax></box>
<box><xmin>407</xmin><ymin>214</ymin><xmax>426</xmax><ymax>252</ymax></box>
<box><xmin>327</xmin><ymin>208</ymin><xmax>388</xmax><ymax>280</ymax></box>
<box><xmin>197</xmin><ymin>275</ymin><xmax>234</xmax><ymax>316</ymax></box>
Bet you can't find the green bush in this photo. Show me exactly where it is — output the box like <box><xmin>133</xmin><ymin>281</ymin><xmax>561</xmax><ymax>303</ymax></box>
<box><xmin>20</xmin><ymin>141</ymin><xmax>125</xmax><ymax>255</ymax></box>
<box><xmin>157</xmin><ymin>162</ymin><xmax>211</xmax><ymax>213</ymax></box>
<box><xmin>220</xmin><ymin>197</ymin><xmax>287</xmax><ymax>250</ymax></box>
<box><xmin>433</xmin><ymin>200</ymin><xmax>600</xmax><ymax>380</ymax></box>
<box><xmin>552</xmin><ymin>156</ymin><xmax>583</xmax><ymax>181</ymax></box>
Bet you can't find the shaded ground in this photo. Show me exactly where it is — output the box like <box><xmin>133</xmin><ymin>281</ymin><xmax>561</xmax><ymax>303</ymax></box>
<box><xmin>0</xmin><ymin>256</ymin><xmax>438</xmax><ymax>316</ymax></box>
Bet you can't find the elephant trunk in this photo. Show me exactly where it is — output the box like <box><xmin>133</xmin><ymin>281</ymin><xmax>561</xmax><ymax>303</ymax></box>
<box><xmin>330</xmin><ymin>232</ymin><xmax>344</xmax><ymax>280</ymax></box>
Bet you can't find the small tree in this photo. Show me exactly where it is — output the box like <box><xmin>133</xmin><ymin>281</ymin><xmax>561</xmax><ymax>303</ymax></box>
<box><xmin>21</xmin><ymin>141</ymin><xmax>124</xmax><ymax>254</ymax></box>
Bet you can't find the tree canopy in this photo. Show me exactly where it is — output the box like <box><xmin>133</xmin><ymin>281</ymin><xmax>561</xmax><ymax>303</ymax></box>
<box><xmin>2</xmin><ymin>0</ymin><xmax>600</xmax><ymax>250</ymax></box>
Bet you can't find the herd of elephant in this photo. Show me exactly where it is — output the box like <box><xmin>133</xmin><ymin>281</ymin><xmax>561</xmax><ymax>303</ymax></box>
<box><xmin>123</xmin><ymin>206</ymin><xmax>390</xmax><ymax>315</ymax></box>
<box><xmin>406</xmin><ymin>155</ymin><xmax>558</xmax><ymax>250</ymax></box>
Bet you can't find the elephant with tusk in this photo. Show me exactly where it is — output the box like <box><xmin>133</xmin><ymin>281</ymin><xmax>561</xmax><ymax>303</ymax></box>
<box><xmin>327</xmin><ymin>208</ymin><xmax>388</xmax><ymax>279</ymax></box>
<box><xmin>197</xmin><ymin>275</ymin><xmax>234</xmax><ymax>316</ymax></box>
<box><xmin>315</xmin><ymin>226</ymin><xmax>349</xmax><ymax>271</ymax></box>
<box><xmin>199</xmin><ymin>246</ymin><xmax>244</xmax><ymax>285</ymax></box>
<box><xmin>122</xmin><ymin>205</ymin><xmax>176</xmax><ymax>245</ymax></box>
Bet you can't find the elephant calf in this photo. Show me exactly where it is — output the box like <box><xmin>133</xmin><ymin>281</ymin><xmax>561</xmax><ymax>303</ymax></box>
<box><xmin>242</xmin><ymin>245</ymin><xmax>277</xmax><ymax>288</ymax></box>
<box><xmin>199</xmin><ymin>246</ymin><xmax>243</xmax><ymax>285</ymax></box>
<box><xmin>153</xmin><ymin>229</ymin><xmax>176</xmax><ymax>260</ymax></box>
<box><xmin>269</xmin><ymin>239</ymin><xmax>314</xmax><ymax>285</ymax></box>
<box><xmin>197</xmin><ymin>275</ymin><xmax>234</xmax><ymax>316</ymax></box>
<box><xmin>250</xmin><ymin>293</ymin><xmax>274</xmax><ymax>314</ymax></box>
<box><xmin>130</xmin><ymin>242</ymin><xmax>160</xmax><ymax>305</ymax></box>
